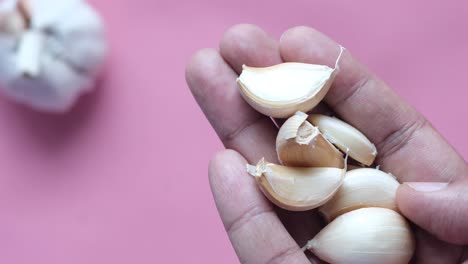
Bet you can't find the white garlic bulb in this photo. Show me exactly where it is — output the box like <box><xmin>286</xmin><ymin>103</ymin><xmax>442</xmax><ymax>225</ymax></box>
<box><xmin>0</xmin><ymin>0</ymin><xmax>107</xmax><ymax>112</ymax></box>
<box><xmin>304</xmin><ymin>208</ymin><xmax>415</xmax><ymax>264</ymax></box>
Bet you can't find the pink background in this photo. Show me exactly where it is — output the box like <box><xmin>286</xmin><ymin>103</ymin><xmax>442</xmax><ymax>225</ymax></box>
<box><xmin>0</xmin><ymin>0</ymin><xmax>467</xmax><ymax>263</ymax></box>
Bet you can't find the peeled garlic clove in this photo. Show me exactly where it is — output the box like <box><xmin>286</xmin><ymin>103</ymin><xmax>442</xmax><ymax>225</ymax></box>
<box><xmin>304</xmin><ymin>208</ymin><xmax>415</xmax><ymax>264</ymax></box>
<box><xmin>277</xmin><ymin>111</ymin><xmax>344</xmax><ymax>168</ymax></box>
<box><xmin>319</xmin><ymin>168</ymin><xmax>400</xmax><ymax>222</ymax></box>
<box><xmin>247</xmin><ymin>158</ymin><xmax>345</xmax><ymax>211</ymax></box>
<box><xmin>237</xmin><ymin>47</ymin><xmax>345</xmax><ymax>118</ymax></box>
<box><xmin>0</xmin><ymin>0</ymin><xmax>107</xmax><ymax>113</ymax></box>
<box><xmin>308</xmin><ymin>114</ymin><xmax>377</xmax><ymax>166</ymax></box>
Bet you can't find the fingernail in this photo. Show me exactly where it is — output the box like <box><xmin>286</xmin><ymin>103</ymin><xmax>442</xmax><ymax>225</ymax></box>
<box><xmin>404</xmin><ymin>182</ymin><xmax>448</xmax><ymax>192</ymax></box>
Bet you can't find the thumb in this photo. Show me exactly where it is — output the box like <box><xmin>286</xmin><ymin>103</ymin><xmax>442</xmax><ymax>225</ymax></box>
<box><xmin>396</xmin><ymin>180</ymin><xmax>468</xmax><ymax>245</ymax></box>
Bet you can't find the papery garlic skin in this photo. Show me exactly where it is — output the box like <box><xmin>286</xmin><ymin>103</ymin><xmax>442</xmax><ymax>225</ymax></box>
<box><xmin>305</xmin><ymin>208</ymin><xmax>415</xmax><ymax>264</ymax></box>
<box><xmin>247</xmin><ymin>158</ymin><xmax>345</xmax><ymax>211</ymax></box>
<box><xmin>0</xmin><ymin>0</ymin><xmax>107</xmax><ymax>112</ymax></box>
<box><xmin>319</xmin><ymin>168</ymin><xmax>400</xmax><ymax>222</ymax></box>
<box><xmin>276</xmin><ymin>111</ymin><xmax>344</xmax><ymax>168</ymax></box>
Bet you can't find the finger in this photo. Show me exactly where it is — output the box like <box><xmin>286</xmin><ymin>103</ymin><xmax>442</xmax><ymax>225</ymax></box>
<box><xmin>396</xmin><ymin>180</ymin><xmax>468</xmax><ymax>245</ymax></box>
<box><xmin>279</xmin><ymin>26</ymin><xmax>467</xmax><ymax>183</ymax></box>
<box><xmin>220</xmin><ymin>24</ymin><xmax>332</xmax><ymax>128</ymax></box>
<box><xmin>220</xmin><ymin>24</ymin><xmax>283</xmax><ymax>74</ymax></box>
<box><xmin>209</xmin><ymin>150</ymin><xmax>310</xmax><ymax>264</ymax></box>
<box><xmin>186</xmin><ymin>47</ymin><xmax>277</xmax><ymax>162</ymax></box>
<box><xmin>219</xmin><ymin>23</ymin><xmax>283</xmax><ymax>153</ymax></box>
<box><xmin>411</xmin><ymin>228</ymin><xmax>465</xmax><ymax>264</ymax></box>
<box><xmin>218</xmin><ymin>24</ymin><xmax>326</xmax><ymax>253</ymax></box>
<box><xmin>275</xmin><ymin>102</ymin><xmax>336</xmax><ymax>128</ymax></box>
<box><xmin>274</xmin><ymin>208</ymin><xmax>326</xmax><ymax>263</ymax></box>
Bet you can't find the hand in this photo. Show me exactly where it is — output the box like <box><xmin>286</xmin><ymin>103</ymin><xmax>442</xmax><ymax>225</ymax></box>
<box><xmin>185</xmin><ymin>24</ymin><xmax>468</xmax><ymax>263</ymax></box>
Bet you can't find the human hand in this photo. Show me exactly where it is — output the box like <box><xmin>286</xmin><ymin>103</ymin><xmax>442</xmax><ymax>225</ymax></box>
<box><xmin>185</xmin><ymin>24</ymin><xmax>468</xmax><ymax>263</ymax></box>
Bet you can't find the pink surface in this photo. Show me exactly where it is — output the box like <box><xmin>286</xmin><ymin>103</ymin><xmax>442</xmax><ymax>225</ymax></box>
<box><xmin>0</xmin><ymin>0</ymin><xmax>466</xmax><ymax>263</ymax></box>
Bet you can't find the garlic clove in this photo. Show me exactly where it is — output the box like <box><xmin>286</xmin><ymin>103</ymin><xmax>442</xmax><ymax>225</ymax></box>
<box><xmin>247</xmin><ymin>158</ymin><xmax>345</xmax><ymax>211</ymax></box>
<box><xmin>276</xmin><ymin>111</ymin><xmax>344</xmax><ymax>168</ymax></box>
<box><xmin>307</xmin><ymin>114</ymin><xmax>377</xmax><ymax>166</ymax></box>
<box><xmin>304</xmin><ymin>207</ymin><xmax>415</xmax><ymax>264</ymax></box>
<box><xmin>319</xmin><ymin>168</ymin><xmax>400</xmax><ymax>222</ymax></box>
<box><xmin>237</xmin><ymin>47</ymin><xmax>344</xmax><ymax>118</ymax></box>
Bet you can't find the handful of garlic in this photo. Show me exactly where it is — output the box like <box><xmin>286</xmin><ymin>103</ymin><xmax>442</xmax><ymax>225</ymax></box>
<box><xmin>0</xmin><ymin>0</ymin><xmax>107</xmax><ymax>112</ymax></box>
<box><xmin>238</xmin><ymin>48</ymin><xmax>415</xmax><ymax>264</ymax></box>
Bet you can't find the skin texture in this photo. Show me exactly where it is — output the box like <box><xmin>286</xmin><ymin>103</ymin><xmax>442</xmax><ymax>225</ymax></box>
<box><xmin>185</xmin><ymin>24</ymin><xmax>468</xmax><ymax>263</ymax></box>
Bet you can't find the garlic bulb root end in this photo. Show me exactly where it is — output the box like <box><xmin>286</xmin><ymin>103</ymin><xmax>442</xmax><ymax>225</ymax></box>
<box><xmin>17</xmin><ymin>30</ymin><xmax>43</xmax><ymax>77</ymax></box>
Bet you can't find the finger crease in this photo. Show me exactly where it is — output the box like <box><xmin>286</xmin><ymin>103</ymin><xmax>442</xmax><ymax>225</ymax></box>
<box><xmin>265</xmin><ymin>245</ymin><xmax>302</xmax><ymax>264</ymax></box>
<box><xmin>226</xmin><ymin>204</ymin><xmax>274</xmax><ymax>237</ymax></box>
<box><xmin>329</xmin><ymin>74</ymin><xmax>370</xmax><ymax>108</ymax></box>
<box><xmin>458</xmin><ymin>247</ymin><xmax>468</xmax><ymax>263</ymax></box>
<box><xmin>222</xmin><ymin>114</ymin><xmax>265</xmax><ymax>145</ymax></box>
<box><xmin>376</xmin><ymin>115</ymin><xmax>428</xmax><ymax>164</ymax></box>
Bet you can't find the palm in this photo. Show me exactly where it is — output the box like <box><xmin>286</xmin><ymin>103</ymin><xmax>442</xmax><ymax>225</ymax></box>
<box><xmin>186</xmin><ymin>24</ymin><xmax>467</xmax><ymax>263</ymax></box>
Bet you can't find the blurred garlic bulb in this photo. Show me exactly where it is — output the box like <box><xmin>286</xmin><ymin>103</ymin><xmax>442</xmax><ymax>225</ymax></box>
<box><xmin>304</xmin><ymin>208</ymin><xmax>415</xmax><ymax>264</ymax></box>
<box><xmin>319</xmin><ymin>168</ymin><xmax>400</xmax><ymax>222</ymax></box>
<box><xmin>0</xmin><ymin>0</ymin><xmax>107</xmax><ymax>112</ymax></box>
<box><xmin>247</xmin><ymin>158</ymin><xmax>345</xmax><ymax>211</ymax></box>
<box><xmin>0</xmin><ymin>0</ymin><xmax>27</xmax><ymax>34</ymax></box>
